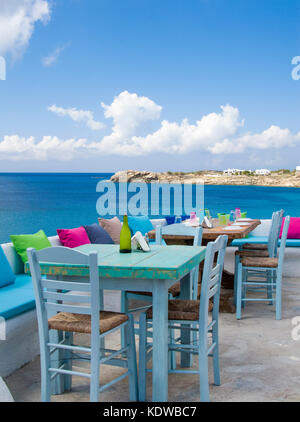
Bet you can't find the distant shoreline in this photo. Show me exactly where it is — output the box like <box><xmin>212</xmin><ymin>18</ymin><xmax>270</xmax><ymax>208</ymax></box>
<box><xmin>110</xmin><ymin>170</ymin><xmax>300</xmax><ymax>188</ymax></box>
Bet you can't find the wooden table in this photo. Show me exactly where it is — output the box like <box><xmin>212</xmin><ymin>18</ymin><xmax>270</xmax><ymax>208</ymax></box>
<box><xmin>148</xmin><ymin>219</ymin><xmax>261</xmax><ymax>244</ymax></box>
<box><xmin>32</xmin><ymin>243</ymin><xmax>206</xmax><ymax>402</ymax></box>
<box><xmin>148</xmin><ymin>219</ymin><xmax>261</xmax><ymax>292</ymax></box>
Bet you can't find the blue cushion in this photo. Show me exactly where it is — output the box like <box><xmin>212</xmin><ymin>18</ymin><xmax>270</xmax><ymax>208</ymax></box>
<box><xmin>283</xmin><ymin>239</ymin><xmax>300</xmax><ymax>247</ymax></box>
<box><xmin>165</xmin><ymin>215</ymin><xmax>189</xmax><ymax>225</ymax></box>
<box><xmin>0</xmin><ymin>274</ymin><xmax>35</xmax><ymax>319</ymax></box>
<box><xmin>0</xmin><ymin>246</ymin><xmax>16</xmax><ymax>288</ymax></box>
<box><xmin>127</xmin><ymin>216</ymin><xmax>154</xmax><ymax>236</ymax></box>
<box><xmin>231</xmin><ymin>236</ymin><xmax>268</xmax><ymax>247</ymax></box>
<box><xmin>84</xmin><ymin>223</ymin><xmax>114</xmax><ymax>244</ymax></box>
<box><xmin>231</xmin><ymin>236</ymin><xmax>300</xmax><ymax>248</ymax></box>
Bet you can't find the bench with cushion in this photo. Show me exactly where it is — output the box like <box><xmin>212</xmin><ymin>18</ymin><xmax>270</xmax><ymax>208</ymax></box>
<box><xmin>0</xmin><ymin>219</ymin><xmax>167</xmax><ymax>377</ymax></box>
<box><xmin>0</xmin><ymin>235</ymin><xmax>62</xmax><ymax>377</ymax></box>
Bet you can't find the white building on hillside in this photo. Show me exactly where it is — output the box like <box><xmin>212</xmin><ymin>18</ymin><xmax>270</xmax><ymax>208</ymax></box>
<box><xmin>296</xmin><ymin>166</ymin><xmax>300</xmax><ymax>174</ymax></box>
<box><xmin>255</xmin><ymin>169</ymin><xmax>271</xmax><ymax>175</ymax></box>
<box><xmin>223</xmin><ymin>168</ymin><xmax>244</xmax><ymax>175</ymax></box>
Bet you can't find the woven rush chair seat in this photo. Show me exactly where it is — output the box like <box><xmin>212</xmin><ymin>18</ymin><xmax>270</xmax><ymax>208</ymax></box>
<box><xmin>48</xmin><ymin>311</ymin><xmax>129</xmax><ymax>334</ymax></box>
<box><xmin>235</xmin><ymin>249</ymin><xmax>269</xmax><ymax>258</ymax></box>
<box><xmin>127</xmin><ymin>281</ymin><xmax>181</xmax><ymax>298</ymax></box>
<box><xmin>241</xmin><ymin>256</ymin><xmax>278</xmax><ymax>268</ymax></box>
<box><xmin>145</xmin><ymin>299</ymin><xmax>213</xmax><ymax>321</ymax></box>
<box><xmin>243</xmin><ymin>243</ymin><xmax>268</xmax><ymax>250</ymax></box>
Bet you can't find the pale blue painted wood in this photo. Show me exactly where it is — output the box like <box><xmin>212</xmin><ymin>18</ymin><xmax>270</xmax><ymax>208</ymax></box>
<box><xmin>179</xmin><ymin>273</ymin><xmax>192</xmax><ymax>368</ymax></box>
<box><xmin>121</xmin><ymin>225</ymin><xmax>203</xmax><ymax>370</ymax></box>
<box><xmin>138</xmin><ymin>235</ymin><xmax>228</xmax><ymax>402</ymax></box>
<box><xmin>234</xmin><ymin>210</ymin><xmax>284</xmax><ymax>305</ymax></box>
<box><xmin>29</xmin><ymin>244</ymin><xmax>205</xmax><ymax>402</ymax></box>
<box><xmin>235</xmin><ymin>216</ymin><xmax>290</xmax><ymax>320</ymax></box>
<box><xmin>27</xmin><ymin>246</ymin><xmax>138</xmax><ymax>402</ymax></box>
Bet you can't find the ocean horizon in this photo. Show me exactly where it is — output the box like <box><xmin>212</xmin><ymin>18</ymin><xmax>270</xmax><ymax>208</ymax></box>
<box><xmin>0</xmin><ymin>172</ymin><xmax>299</xmax><ymax>244</ymax></box>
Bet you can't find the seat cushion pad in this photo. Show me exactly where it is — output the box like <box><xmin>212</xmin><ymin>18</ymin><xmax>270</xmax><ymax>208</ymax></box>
<box><xmin>48</xmin><ymin>311</ymin><xmax>128</xmax><ymax>334</ymax></box>
<box><xmin>0</xmin><ymin>274</ymin><xmax>35</xmax><ymax>319</ymax></box>
<box><xmin>146</xmin><ymin>299</ymin><xmax>213</xmax><ymax>321</ymax></box>
<box><xmin>241</xmin><ymin>257</ymin><xmax>278</xmax><ymax>268</ymax></box>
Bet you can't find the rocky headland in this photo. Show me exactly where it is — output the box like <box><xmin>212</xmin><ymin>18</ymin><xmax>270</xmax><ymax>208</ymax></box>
<box><xmin>109</xmin><ymin>170</ymin><xmax>300</xmax><ymax>188</ymax></box>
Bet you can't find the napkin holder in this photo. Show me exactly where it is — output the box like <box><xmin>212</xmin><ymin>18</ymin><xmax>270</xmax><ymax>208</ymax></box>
<box><xmin>201</xmin><ymin>216</ymin><xmax>213</xmax><ymax>229</ymax></box>
<box><xmin>131</xmin><ymin>231</ymin><xmax>150</xmax><ymax>252</ymax></box>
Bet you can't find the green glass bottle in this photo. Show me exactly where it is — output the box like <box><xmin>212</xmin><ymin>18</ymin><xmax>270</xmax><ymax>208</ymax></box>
<box><xmin>119</xmin><ymin>214</ymin><xmax>132</xmax><ymax>253</ymax></box>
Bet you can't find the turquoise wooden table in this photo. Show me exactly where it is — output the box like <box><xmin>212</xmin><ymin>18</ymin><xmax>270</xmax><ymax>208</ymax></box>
<box><xmin>36</xmin><ymin>243</ymin><xmax>206</xmax><ymax>402</ymax></box>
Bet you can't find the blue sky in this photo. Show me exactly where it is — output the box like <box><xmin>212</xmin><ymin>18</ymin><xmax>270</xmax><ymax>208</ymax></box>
<box><xmin>0</xmin><ymin>0</ymin><xmax>299</xmax><ymax>172</ymax></box>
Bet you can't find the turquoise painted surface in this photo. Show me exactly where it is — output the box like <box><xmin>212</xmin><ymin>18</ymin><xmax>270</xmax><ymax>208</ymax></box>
<box><xmin>36</xmin><ymin>244</ymin><xmax>206</xmax><ymax>281</ymax></box>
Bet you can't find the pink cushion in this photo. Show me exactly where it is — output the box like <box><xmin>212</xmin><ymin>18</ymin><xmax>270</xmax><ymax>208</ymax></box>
<box><xmin>57</xmin><ymin>227</ymin><xmax>91</xmax><ymax>248</ymax></box>
<box><xmin>279</xmin><ymin>217</ymin><xmax>300</xmax><ymax>239</ymax></box>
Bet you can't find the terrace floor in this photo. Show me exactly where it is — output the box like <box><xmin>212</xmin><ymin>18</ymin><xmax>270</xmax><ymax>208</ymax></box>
<box><xmin>5</xmin><ymin>277</ymin><xmax>300</xmax><ymax>402</ymax></box>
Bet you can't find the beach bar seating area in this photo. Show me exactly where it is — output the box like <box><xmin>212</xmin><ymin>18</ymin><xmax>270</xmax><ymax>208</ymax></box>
<box><xmin>1</xmin><ymin>211</ymin><xmax>300</xmax><ymax>402</ymax></box>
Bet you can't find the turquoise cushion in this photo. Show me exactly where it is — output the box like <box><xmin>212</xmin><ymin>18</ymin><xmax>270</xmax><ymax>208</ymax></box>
<box><xmin>231</xmin><ymin>236</ymin><xmax>268</xmax><ymax>247</ymax></box>
<box><xmin>0</xmin><ymin>246</ymin><xmax>16</xmax><ymax>288</ymax></box>
<box><xmin>284</xmin><ymin>239</ymin><xmax>300</xmax><ymax>247</ymax></box>
<box><xmin>127</xmin><ymin>215</ymin><xmax>154</xmax><ymax>236</ymax></box>
<box><xmin>0</xmin><ymin>274</ymin><xmax>35</xmax><ymax>319</ymax></box>
<box><xmin>231</xmin><ymin>236</ymin><xmax>300</xmax><ymax>248</ymax></box>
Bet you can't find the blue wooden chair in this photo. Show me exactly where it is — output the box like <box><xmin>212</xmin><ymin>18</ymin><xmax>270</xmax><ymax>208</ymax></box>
<box><xmin>121</xmin><ymin>224</ymin><xmax>203</xmax><ymax>316</ymax></box>
<box><xmin>242</xmin><ymin>209</ymin><xmax>284</xmax><ymax>253</ymax></box>
<box><xmin>236</xmin><ymin>216</ymin><xmax>290</xmax><ymax>320</ymax></box>
<box><xmin>233</xmin><ymin>210</ymin><xmax>284</xmax><ymax>304</ymax></box>
<box><xmin>138</xmin><ymin>234</ymin><xmax>228</xmax><ymax>402</ymax></box>
<box><xmin>121</xmin><ymin>224</ymin><xmax>203</xmax><ymax>370</ymax></box>
<box><xmin>27</xmin><ymin>246</ymin><xmax>138</xmax><ymax>402</ymax></box>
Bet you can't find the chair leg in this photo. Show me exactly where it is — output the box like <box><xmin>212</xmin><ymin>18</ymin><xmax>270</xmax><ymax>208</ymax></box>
<box><xmin>275</xmin><ymin>269</ymin><xmax>282</xmax><ymax>320</ymax></box>
<box><xmin>40</xmin><ymin>346</ymin><xmax>51</xmax><ymax>402</ymax></box>
<box><xmin>90</xmin><ymin>331</ymin><xmax>100</xmax><ymax>402</ymax></box>
<box><xmin>236</xmin><ymin>263</ymin><xmax>243</xmax><ymax>319</ymax></box>
<box><xmin>242</xmin><ymin>269</ymin><xmax>246</xmax><ymax>309</ymax></box>
<box><xmin>212</xmin><ymin>325</ymin><xmax>220</xmax><ymax>386</ymax></box>
<box><xmin>63</xmin><ymin>331</ymin><xmax>73</xmax><ymax>391</ymax></box>
<box><xmin>125</xmin><ymin>314</ymin><xmax>138</xmax><ymax>401</ymax></box>
<box><xmin>169</xmin><ymin>326</ymin><xmax>176</xmax><ymax>370</ymax></box>
<box><xmin>121</xmin><ymin>291</ymin><xmax>128</xmax><ymax>349</ymax></box>
<box><xmin>234</xmin><ymin>252</ymin><xmax>240</xmax><ymax>305</ymax></box>
<box><xmin>199</xmin><ymin>352</ymin><xmax>209</xmax><ymax>402</ymax></box>
<box><xmin>138</xmin><ymin>312</ymin><xmax>147</xmax><ymax>401</ymax></box>
<box><xmin>267</xmin><ymin>270</ymin><xmax>273</xmax><ymax>305</ymax></box>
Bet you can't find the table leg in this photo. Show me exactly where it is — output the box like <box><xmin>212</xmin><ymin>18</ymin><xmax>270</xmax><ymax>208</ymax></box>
<box><xmin>180</xmin><ymin>273</ymin><xmax>192</xmax><ymax>367</ymax></box>
<box><xmin>152</xmin><ymin>280</ymin><xmax>168</xmax><ymax>402</ymax></box>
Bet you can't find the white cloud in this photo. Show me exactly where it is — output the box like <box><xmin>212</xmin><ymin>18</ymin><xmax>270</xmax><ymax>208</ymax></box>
<box><xmin>209</xmin><ymin>126</ymin><xmax>300</xmax><ymax>154</ymax></box>
<box><xmin>0</xmin><ymin>0</ymin><xmax>50</xmax><ymax>58</ymax></box>
<box><xmin>1</xmin><ymin>91</ymin><xmax>300</xmax><ymax>161</ymax></box>
<box><xmin>101</xmin><ymin>91</ymin><xmax>162</xmax><ymax>138</ymax></box>
<box><xmin>48</xmin><ymin>105</ymin><xmax>105</xmax><ymax>131</ymax></box>
<box><xmin>90</xmin><ymin>94</ymin><xmax>244</xmax><ymax>156</ymax></box>
<box><xmin>0</xmin><ymin>135</ymin><xmax>89</xmax><ymax>161</ymax></box>
<box><xmin>42</xmin><ymin>45</ymin><xmax>66</xmax><ymax>67</ymax></box>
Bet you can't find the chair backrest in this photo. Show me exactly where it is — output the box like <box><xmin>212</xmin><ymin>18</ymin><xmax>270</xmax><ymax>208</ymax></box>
<box><xmin>155</xmin><ymin>224</ymin><xmax>203</xmax><ymax>300</ymax></box>
<box><xmin>27</xmin><ymin>246</ymin><xmax>99</xmax><ymax>345</ymax></box>
<box><xmin>199</xmin><ymin>235</ymin><xmax>228</xmax><ymax>330</ymax></box>
<box><xmin>155</xmin><ymin>224</ymin><xmax>203</xmax><ymax>247</ymax></box>
<box><xmin>268</xmin><ymin>210</ymin><xmax>284</xmax><ymax>257</ymax></box>
<box><xmin>278</xmin><ymin>216</ymin><xmax>290</xmax><ymax>267</ymax></box>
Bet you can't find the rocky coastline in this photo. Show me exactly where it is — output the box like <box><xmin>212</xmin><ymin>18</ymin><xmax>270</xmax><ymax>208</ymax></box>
<box><xmin>109</xmin><ymin>170</ymin><xmax>300</xmax><ymax>188</ymax></box>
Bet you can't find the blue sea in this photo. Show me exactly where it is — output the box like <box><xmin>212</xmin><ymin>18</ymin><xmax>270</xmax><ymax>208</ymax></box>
<box><xmin>0</xmin><ymin>172</ymin><xmax>299</xmax><ymax>243</ymax></box>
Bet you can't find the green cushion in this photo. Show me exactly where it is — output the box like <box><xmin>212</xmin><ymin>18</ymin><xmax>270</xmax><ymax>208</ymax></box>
<box><xmin>0</xmin><ymin>274</ymin><xmax>35</xmax><ymax>319</ymax></box>
<box><xmin>10</xmin><ymin>230</ymin><xmax>51</xmax><ymax>263</ymax></box>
